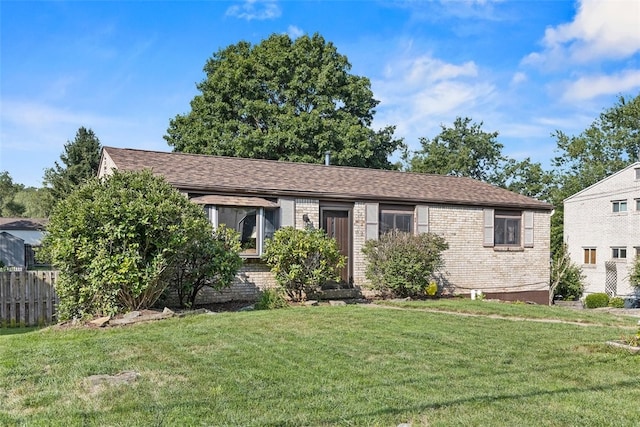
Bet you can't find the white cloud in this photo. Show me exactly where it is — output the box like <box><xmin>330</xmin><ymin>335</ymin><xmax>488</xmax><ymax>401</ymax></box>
<box><xmin>225</xmin><ymin>0</ymin><xmax>281</xmax><ymax>21</ymax></box>
<box><xmin>287</xmin><ymin>25</ymin><xmax>304</xmax><ymax>39</ymax></box>
<box><xmin>524</xmin><ymin>0</ymin><xmax>640</xmax><ymax>66</ymax></box>
<box><xmin>561</xmin><ymin>69</ymin><xmax>640</xmax><ymax>102</ymax></box>
<box><xmin>510</xmin><ymin>72</ymin><xmax>527</xmax><ymax>85</ymax></box>
<box><xmin>372</xmin><ymin>53</ymin><xmax>495</xmax><ymax>148</ymax></box>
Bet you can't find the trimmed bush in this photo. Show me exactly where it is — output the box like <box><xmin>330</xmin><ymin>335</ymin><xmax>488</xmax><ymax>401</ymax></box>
<box><xmin>585</xmin><ymin>293</ymin><xmax>610</xmax><ymax>309</ymax></box>
<box><xmin>608</xmin><ymin>297</ymin><xmax>625</xmax><ymax>308</ymax></box>
<box><xmin>262</xmin><ymin>227</ymin><xmax>345</xmax><ymax>302</ymax></box>
<box><xmin>362</xmin><ymin>231</ymin><xmax>448</xmax><ymax>298</ymax></box>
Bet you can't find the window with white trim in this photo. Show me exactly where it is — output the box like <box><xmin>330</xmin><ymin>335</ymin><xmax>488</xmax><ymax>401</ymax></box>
<box><xmin>635</xmin><ymin>199</ymin><xmax>640</xmax><ymax>211</ymax></box>
<box><xmin>612</xmin><ymin>200</ymin><xmax>627</xmax><ymax>213</ymax></box>
<box><xmin>207</xmin><ymin>205</ymin><xmax>279</xmax><ymax>256</ymax></box>
<box><xmin>494</xmin><ymin>210</ymin><xmax>521</xmax><ymax>246</ymax></box>
<box><xmin>611</xmin><ymin>247</ymin><xmax>627</xmax><ymax>259</ymax></box>
<box><xmin>583</xmin><ymin>248</ymin><xmax>596</xmax><ymax>265</ymax></box>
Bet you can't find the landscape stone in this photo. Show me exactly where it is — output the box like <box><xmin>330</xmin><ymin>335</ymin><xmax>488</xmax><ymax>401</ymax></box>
<box><xmin>89</xmin><ymin>316</ymin><xmax>111</xmax><ymax>327</ymax></box>
<box><xmin>328</xmin><ymin>300</ymin><xmax>347</xmax><ymax>306</ymax></box>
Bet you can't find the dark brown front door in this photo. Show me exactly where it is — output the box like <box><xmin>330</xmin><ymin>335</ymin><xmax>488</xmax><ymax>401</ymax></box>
<box><xmin>323</xmin><ymin>210</ymin><xmax>350</xmax><ymax>285</ymax></box>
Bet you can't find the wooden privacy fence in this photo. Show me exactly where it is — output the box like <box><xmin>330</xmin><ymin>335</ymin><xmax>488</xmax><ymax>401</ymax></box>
<box><xmin>0</xmin><ymin>271</ymin><xmax>59</xmax><ymax>326</ymax></box>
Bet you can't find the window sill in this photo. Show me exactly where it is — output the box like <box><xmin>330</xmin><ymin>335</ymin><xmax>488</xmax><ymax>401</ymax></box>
<box><xmin>493</xmin><ymin>246</ymin><xmax>524</xmax><ymax>252</ymax></box>
<box><xmin>582</xmin><ymin>264</ymin><xmax>597</xmax><ymax>269</ymax></box>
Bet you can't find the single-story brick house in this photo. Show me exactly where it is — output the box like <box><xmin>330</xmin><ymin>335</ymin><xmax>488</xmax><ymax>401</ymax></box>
<box><xmin>99</xmin><ymin>147</ymin><xmax>553</xmax><ymax>304</ymax></box>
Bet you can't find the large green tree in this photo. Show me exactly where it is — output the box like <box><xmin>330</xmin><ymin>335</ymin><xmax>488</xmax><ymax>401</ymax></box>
<box><xmin>165</xmin><ymin>33</ymin><xmax>403</xmax><ymax>169</ymax></box>
<box><xmin>44</xmin><ymin>127</ymin><xmax>102</xmax><ymax>202</ymax></box>
<box><xmin>408</xmin><ymin>117</ymin><xmax>505</xmax><ymax>183</ymax></box>
<box><xmin>406</xmin><ymin>117</ymin><xmax>554</xmax><ymax>200</ymax></box>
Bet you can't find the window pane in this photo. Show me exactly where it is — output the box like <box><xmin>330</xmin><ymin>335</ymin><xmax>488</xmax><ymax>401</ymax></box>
<box><xmin>590</xmin><ymin>249</ymin><xmax>596</xmax><ymax>264</ymax></box>
<box><xmin>613</xmin><ymin>201</ymin><xmax>627</xmax><ymax>212</ymax></box>
<box><xmin>264</xmin><ymin>209</ymin><xmax>278</xmax><ymax>240</ymax></box>
<box><xmin>218</xmin><ymin>207</ymin><xmax>258</xmax><ymax>254</ymax></box>
<box><xmin>380</xmin><ymin>212</ymin><xmax>395</xmax><ymax>235</ymax></box>
<box><xmin>584</xmin><ymin>249</ymin><xmax>589</xmax><ymax>264</ymax></box>
<box><xmin>395</xmin><ymin>214</ymin><xmax>413</xmax><ymax>233</ymax></box>
<box><xmin>612</xmin><ymin>248</ymin><xmax>626</xmax><ymax>259</ymax></box>
<box><xmin>380</xmin><ymin>209</ymin><xmax>413</xmax><ymax>235</ymax></box>
<box><xmin>494</xmin><ymin>213</ymin><xmax>521</xmax><ymax>246</ymax></box>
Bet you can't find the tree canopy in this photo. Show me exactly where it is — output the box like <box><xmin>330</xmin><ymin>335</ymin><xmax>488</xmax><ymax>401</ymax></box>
<box><xmin>407</xmin><ymin>117</ymin><xmax>504</xmax><ymax>183</ymax></box>
<box><xmin>44</xmin><ymin>127</ymin><xmax>102</xmax><ymax>202</ymax></box>
<box><xmin>165</xmin><ymin>33</ymin><xmax>403</xmax><ymax>169</ymax></box>
<box><xmin>406</xmin><ymin>117</ymin><xmax>555</xmax><ymax>201</ymax></box>
<box><xmin>552</xmin><ymin>94</ymin><xmax>640</xmax><ymax>200</ymax></box>
<box><xmin>0</xmin><ymin>171</ymin><xmax>25</xmax><ymax>217</ymax></box>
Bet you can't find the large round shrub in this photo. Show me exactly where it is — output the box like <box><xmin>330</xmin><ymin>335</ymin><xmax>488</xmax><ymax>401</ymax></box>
<box><xmin>362</xmin><ymin>231</ymin><xmax>448</xmax><ymax>298</ymax></box>
<box><xmin>40</xmin><ymin>170</ymin><xmax>217</xmax><ymax>320</ymax></box>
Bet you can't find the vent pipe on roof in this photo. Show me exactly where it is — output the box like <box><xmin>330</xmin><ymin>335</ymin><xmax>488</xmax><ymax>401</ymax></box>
<box><xmin>325</xmin><ymin>151</ymin><xmax>331</xmax><ymax>166</ymax></box>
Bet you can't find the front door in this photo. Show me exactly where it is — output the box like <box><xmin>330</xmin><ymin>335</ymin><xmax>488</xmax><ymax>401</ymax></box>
<box><xmin>322</xmin><ymin>210</ymin><xmax>351</xmax><ymax>285</ymax></box>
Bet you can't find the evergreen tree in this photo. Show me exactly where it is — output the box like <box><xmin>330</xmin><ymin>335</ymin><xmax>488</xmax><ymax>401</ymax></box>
<box><xmin>44</xmin><ymin>127</ymin><xmax>102</xmax><ymax>202</ymax></box>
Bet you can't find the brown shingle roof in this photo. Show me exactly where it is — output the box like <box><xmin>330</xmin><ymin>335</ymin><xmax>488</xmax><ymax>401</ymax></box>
<box><xmin>0</xmin><ymin>218</ymin><xmax>48</xmax><ymax>230</ymax></box>
<box><xmin>101</xmin><ymin>147</ymin><xmax>552</xmax><ymax>210</ymax></box>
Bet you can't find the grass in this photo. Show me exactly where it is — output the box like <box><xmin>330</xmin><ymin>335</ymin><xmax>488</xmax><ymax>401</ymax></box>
<box><xmin>1</xmin><ymin>303</ymin><xmax>639</xmax><ymax>426</ymax></box>
<box><xmin>376</xmin><ymin>298</ymin><xmax>640</xmax><ymax>327</ymax></box>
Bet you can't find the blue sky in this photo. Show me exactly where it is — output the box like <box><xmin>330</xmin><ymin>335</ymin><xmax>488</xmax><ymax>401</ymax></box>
<box><xmin>1</xmin><ymin>0</ymin><xmax>639</xmax><ymax>188</ymax></box>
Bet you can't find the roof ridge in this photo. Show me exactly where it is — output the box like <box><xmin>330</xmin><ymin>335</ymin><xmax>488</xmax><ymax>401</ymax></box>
<box><xmin>102</xmin><ymin>146</ymin><xmax>454</xmax><ymax>179</ymax></box>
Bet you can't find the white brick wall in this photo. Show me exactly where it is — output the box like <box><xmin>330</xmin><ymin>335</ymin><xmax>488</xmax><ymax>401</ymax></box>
<box><xmin>564</xmin><ymin>163</ymin><xmax>640</xmax><ymax>297</ymax></box>
<box><xmin>428</xmin><ymin>205</ymin><xmax>550</xmax><ymax>294</ymax></box>
<box><xmin>179</xmin><ymin>198</ymin><xmax>552</xmax><ymax>304</ymax></box>
<box><xmin>351</xmin><ymin>203</ymin><xmax>550</xmax><ymax>296</ymax></box>
<box><xmin>295</xmin><ymin>199</ymin><xmax>320</xmax><ymax>230</ymax></box>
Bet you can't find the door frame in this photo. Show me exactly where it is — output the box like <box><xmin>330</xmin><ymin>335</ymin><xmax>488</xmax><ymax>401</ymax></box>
<box><xmin>320</xmin><ymin>203</ymin><xmax>353</xmax><ymax>286</ymax></box>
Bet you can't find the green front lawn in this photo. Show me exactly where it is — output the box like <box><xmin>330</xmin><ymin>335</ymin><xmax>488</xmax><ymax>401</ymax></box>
<box><xmin>1</xmin><ymin>303</ymin><xmax>638</xmax><ymax>426</ymax></box>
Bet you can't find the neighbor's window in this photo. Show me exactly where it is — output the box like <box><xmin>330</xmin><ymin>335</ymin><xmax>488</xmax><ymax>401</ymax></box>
<box><xmin>583</xmin><ymin>248</ymin><xmax>596</xmax><ymax>265</ymax></box>
<box><xmin>612</xmin><ymin>247</ymin><xmax>627</xmax><ymax>259</ymax></box>
<box><xmin>494</xmin><ymin>210</ymin><xmax>521</xmax><ymax>246</ymax></box>
<box><xmin>635</xmin><ymin>168</ymin><xmax>640</xmax><ymax>180</ymax></box>
<box><xmin>379</xmin><ymin>207</ymin><xmax>414</xmax><ymax>235</ymax></box>
<box><xmin>612</xmin><ymin>200</ymin><xmax>627</xmax><ymax>212</ymax></box>
<box><xmin>635</xmin><ymin>199</ymin><xmax>640</xmax><ymax>211</ymax></box>
<box><xmin>213</xmin><ymin>206</ymin><xmax>278</xmax><ymax>256</ymax></box>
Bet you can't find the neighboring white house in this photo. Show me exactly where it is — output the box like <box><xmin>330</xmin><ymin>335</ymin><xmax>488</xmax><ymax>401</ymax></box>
<box><xmin>564</xmin><ymin>162</ymin><xmax>640</xmax><ymax>299</ymax></box>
